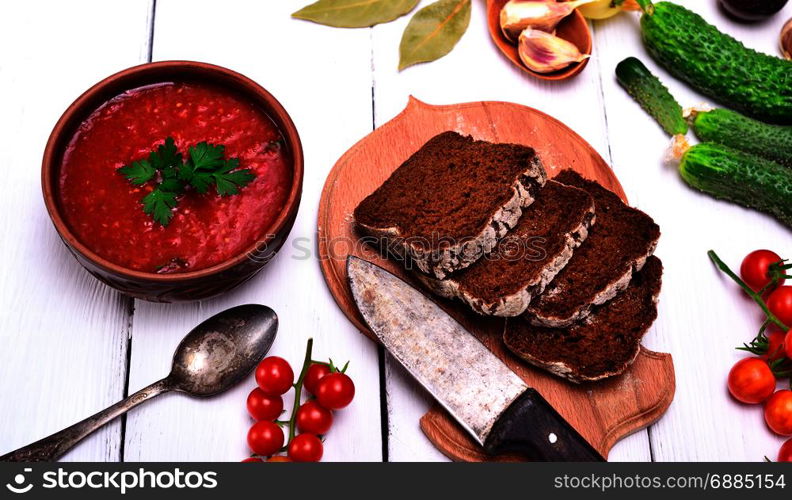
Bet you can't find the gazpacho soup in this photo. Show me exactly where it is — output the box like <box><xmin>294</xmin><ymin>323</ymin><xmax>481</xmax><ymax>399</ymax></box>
<box><xmin>58</xmin><ymin>81</ymin><xmax>292</xmax><ymax>274</ymax></box>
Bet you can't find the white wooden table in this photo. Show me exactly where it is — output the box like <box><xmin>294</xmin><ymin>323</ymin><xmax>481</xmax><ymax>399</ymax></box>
<box><xmin>1</xmin><ymin>0</ymin><xmax>790</xmax><ymax>462</ymax></box>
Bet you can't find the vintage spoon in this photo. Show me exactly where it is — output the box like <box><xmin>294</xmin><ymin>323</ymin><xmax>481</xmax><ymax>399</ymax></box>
<box><xmin>0</xmin><ymin>304</ymin><xmax>278</xmax><ymax>462</ymax></box>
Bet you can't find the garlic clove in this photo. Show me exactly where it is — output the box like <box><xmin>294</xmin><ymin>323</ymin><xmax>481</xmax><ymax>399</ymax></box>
<box><xmin>500</xmin><ymin>0</ymin><xmax>595</xmax><ymax>41</ymax></box>
<box><xmin>518</xmin><ymin>28</ymin><xmax>590</xmax><ymax>73</ymax></box>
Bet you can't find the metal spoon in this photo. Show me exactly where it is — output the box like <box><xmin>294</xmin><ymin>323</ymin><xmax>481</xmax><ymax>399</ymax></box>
<box><xmin>0</xmin><ymin>304</ymin><xmax>278</xmax><ymax>462</ymax></box>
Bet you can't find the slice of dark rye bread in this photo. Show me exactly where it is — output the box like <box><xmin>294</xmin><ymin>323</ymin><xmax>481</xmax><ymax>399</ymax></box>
<box><xmin>353</xmin><ymin>131</ymin><xmax>547</xmax><ymax>279</ymax></box>
<box><xmin>524</xmin><ymin>170</ymin><xmax>660</xmax><ymax>327</ymax></box>
<box><xmin>504</xmin><ymin>255</ymin><xmax>663</xmax><ymax>383</ymax></box>
<box><xmin>417</xmin><ymin>181</ymin><xmax>595</xmax><ymax>316</ymax></box>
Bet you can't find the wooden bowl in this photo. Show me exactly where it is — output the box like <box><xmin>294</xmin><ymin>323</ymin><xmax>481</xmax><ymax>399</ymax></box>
<box><xmin>486</xmin><ymin>0</ymin><xmax>592</xmax><ymax>80</ymax></box>
<box><xmin>42</xmin><ymin>61</ymin><xmax>304</xmax><ymax>302</ymax></box>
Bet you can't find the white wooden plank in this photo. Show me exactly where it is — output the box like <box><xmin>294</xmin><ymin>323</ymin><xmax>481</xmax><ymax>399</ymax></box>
<box><xmin>0</xmin><ymin>0</ymin><xmax>153</xmax><ymax>461</ymax></box>
<box><xmin>122</xmin><ymin>0</ymin><xmax>383</xmax><ymax>461</ymax></box>
<box><xmin>372</xmin><ymin>0</ymin><xmax>651</xmax><ymax>462</ymax></box>
<box><xmin>2</xmin><ymin>0</ymin><xmax>787</xmax><ymax>464</ymax></box>
<box><xmin>595</xmin><ymin>1</ymin><xmax>792</xmax><ymax>461</ymax></box>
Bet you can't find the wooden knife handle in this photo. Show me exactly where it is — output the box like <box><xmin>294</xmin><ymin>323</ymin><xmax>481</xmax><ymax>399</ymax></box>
<box><xmin>484</xmin><ymin>388</ymin><xmax>605</xmax><ymax>461</ymax></box>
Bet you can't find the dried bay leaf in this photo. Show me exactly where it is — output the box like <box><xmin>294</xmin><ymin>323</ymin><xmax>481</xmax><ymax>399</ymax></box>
<box><xmin>292</xmin><ymin>0</ymin><xmax>419</xmax><ymax>28</ymax></box>
<box><xmin>399</xmin><ymin>0</ymin><xmax>471</xmax><ymax>71</ymax></box>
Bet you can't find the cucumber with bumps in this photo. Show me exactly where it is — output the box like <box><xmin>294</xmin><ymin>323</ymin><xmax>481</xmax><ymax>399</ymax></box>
<box><xmin>637</xmin><ymin>1</ymin><xmax>792</xmax><ymax>124</ymax></box>
<box><xmin>616</xmin><ymin>57</ymin><xmax>687</xmax><ymax>136</ymax></box>
<box><xmin>680</xmin><ymin>143</ymin><xmax>792</xmax><ymax>227</ymax></box>
<box><xmin>615</xmin><ymin>55</ymin><xmax>792</xmax><ymax>166</ymax></box>
<box><xmin>692</xmin><ymin>109</ymin><xmax>792</xmax><ymax>167</ymax></box>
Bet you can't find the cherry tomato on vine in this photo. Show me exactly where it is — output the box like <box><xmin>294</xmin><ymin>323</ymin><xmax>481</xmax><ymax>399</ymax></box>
<box><xmin>246</xmin><ymin>388</ymin><xmax>284</xmax><ymax>421</ymax></box>
<box><xmin>247</xmin><ymin>421</ymin><xmax>284</xmax><ymax>456</ymax></box>
<box><xmin>241</xmin><ymin>457</ymin><xmax>263</xmax><ymax>463</ymax></box>
<box><xmin>768</xmin><ymin>286</ymin><xmax>792</xmax><ymax>328</ymax></box>
<box><xmin>288</xmin><ymin>434</ymin><xmax>323</xmax><ymax>462</ymax></box>
<box><xmin>727</xmin><ymin>358</ymin><xmax>776</xmax><ymax>404</ymax></box>
<box><xmin>315</xmin><ymin>373</ymin><xmax>355</xmax><ymax>410</ymax></box>
<box><xmin>779</xmin><ymin>438</ymin><xmax>792</xmax><ymax>462</ymax></box>
<box><xmin>765</xmin><ymin>390</ymin><xmax>792</xmax><ymax>436</ymax></box>
<box><xmin>296</xmin><ymin>400</ymin><xmax>333</xmax><ymax>435</ymax></box>
<box><xmin>764</xmin><ymin>331</ymin><xmax>787</xmax><ymax>362</ymax></box>
<box><xmin>304</xmin><ymin>363</ymin><xmax>332</xmax><ymax>395</ymax></box>
<box><xmin>786</xmin><ymin>329</ymin><xmax>792</xmax><ymax>360</ymax></box>
<box><xmin>741</xmin><ymin>250</ymin><xmax>784</xmax><ymax>292</ymax></box>
<box><xmin>255</xmin><ymin>357</ymin><xmax>294</xmax><ymax>396</ymax></box>
<box><xmin>267</xmin><ymin>456</ymin><xmax>292</xmax><ymax>462</ymax></box>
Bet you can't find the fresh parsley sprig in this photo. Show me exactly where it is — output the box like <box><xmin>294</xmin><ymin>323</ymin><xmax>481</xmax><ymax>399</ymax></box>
<box><xmin>117</xmin><ymin>137</ymin><xmax>255</xmax><ymax>226</ymax></box>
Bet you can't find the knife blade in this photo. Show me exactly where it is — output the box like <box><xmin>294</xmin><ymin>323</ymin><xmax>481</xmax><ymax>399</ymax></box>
<box><xmin>347</xmin><ymin>256</ymin><xmax>604</xmax><ymax>461</ymax></box>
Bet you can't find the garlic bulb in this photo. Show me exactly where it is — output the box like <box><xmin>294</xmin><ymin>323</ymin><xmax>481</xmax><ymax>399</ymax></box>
<box><xmin>500</xmin><ymin>0</ymin><xmax>595</xmax><ymax>41</ymax></box>
<box><xmin>518</xmin><ymin>28</ymin><xmax>590</xmax><ymax>73</ymax></box>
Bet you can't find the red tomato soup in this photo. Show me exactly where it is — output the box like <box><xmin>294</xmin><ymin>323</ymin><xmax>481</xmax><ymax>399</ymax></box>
<box><xmin>58</xmin><ymin>82</ymin><xmax>292</xmax><ymax>273</ymax></box>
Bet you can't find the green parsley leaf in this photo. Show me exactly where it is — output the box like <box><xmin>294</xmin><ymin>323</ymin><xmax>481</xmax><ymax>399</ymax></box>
<box><xmin>149</xmin><ymin>137</ymin><xmax>183</xmax><ymax>171</ymax></box>
<box><xmin>214</xmin><ymin>168</ymin><xmax>256</xmax><ymax>196</ymax></box>
<box><xmin>117</xmin><ymin>159</ymin><xmax>156</xmax><ymax>185</ymax></box>
<box><xmin>188</xmin><ymin>142</ymin><xmax>226</xmax><ymax>171</ymax></box>
<box><xmin>117</xmin><ymin>137</ymin><xmax>182</xmax><ymax>185</ymax></box>
<box><xmin>158</xmin><ymin>177</ymin><xmax>185</xmax><ymax>194</ymax></box>
<box><xmin>212</xmin><ymin>158</ymin><xmax>256</xmax><ymax>196</ymax></box>
<box><xmin>177</xmin><ymin>161</ymin><xmax>212</xmax><ymax>194</ymax></box>
<box><xmin>142</xmin><ymin>187</ymin><xmax>179</xmax><ymax>226</ymax></box>
<box><xmin>117</xmin><ymin>137</ymin><xmax>256</xmax><ymax>226</ymax></box>
<box><xmin>180</xmin><ymin>144</ymin><xmax>255</xmax><ymax>195</ymax></box>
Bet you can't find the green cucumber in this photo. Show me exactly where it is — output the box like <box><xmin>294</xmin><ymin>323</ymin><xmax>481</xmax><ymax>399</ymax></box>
<box><xmin>680</xmin><ymin>143</ymin><xmax>792</xmax><ymax>227</ymax></box>
<box><xmin>615</xmin><ymin>56</ymin><xmax>687</xmax><ymax>136</ymax></box>
<box><xmin>615</xmin><ymin>55</ymin><xmax>792</xmax><ymax>167</ymax></box>
<box><xmin>692</xmin><ymin>109</ymin><xmax>792</xmax><ymax>167</ymax></box>
<box><xmin>637</xmin><ymin>1</ymin><xmax>792</xmax><ymax>125</ymax></box>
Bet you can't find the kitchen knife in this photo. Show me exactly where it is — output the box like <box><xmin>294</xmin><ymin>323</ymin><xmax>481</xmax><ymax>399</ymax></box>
<box><xmin>347</xmin><ymin>256</ymin><xmax>605</xmax><ymax>462</ymax></box>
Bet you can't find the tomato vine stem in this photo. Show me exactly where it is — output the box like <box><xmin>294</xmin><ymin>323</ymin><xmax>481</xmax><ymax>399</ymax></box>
<box><xmin>287</xmin><ymin>337</ymin><xmax>314</xmax><ymax>446</ymax></box>
<box><xmin>708</xmin><ymin>250</ymin><xmax>789</xmax><ymax>331</ymax></box>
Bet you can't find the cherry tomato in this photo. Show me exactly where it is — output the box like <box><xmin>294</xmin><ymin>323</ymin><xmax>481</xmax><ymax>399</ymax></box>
<box><xmin>315</xmin><ymin>373</ymin><xmax>355</xmax><ymax>410</ymax></box>
<box><xmin>247</xmin><ymin>421</ymin><xmax>284</xmax><ymax>456</ymax></box>
<box><xmin>786</xmin><ymin>329</ymin><xmax>792</xmax><ymax>360</ymax></box>
<box><xmin>296</xmin><ymin>400</ymin><xmax>333</xmax><ymax>435</ymax></box>
<box><xmin>246</xmin><ymin>388</ymin><xmax>284</xmax><ymax>421</ymax></box>
<box><xmin>288</xmin><ymin>434</ymin><xmax>323</xmax><ymax>462</ymax></box>
<box><xmin>267</xmin><ymin>456</ymin><xmax>292</xmax><ymax>462</ymax></box>
<box><xmin>740</xmin><ymin>250</ymin><xmax>784</xmax><ymax>292</ymax></box>
<box><xmin>765</xmin><ymin>390</ymin><xmax>792</xmax><ymax>436</ymax></box>
<box><xmin>304</xmin><ymin>363</ymin><xmax>332</xmax><ymax>395</ymax></box>
<box><xmin>779</xmin><ymin>438</ymin><xmax>792</xmax><ymax>462</ymax></box>
<box><xmin>727</xmin><ymin>358</ymin><xmax>776</xmax><ymax>404</ymax></box>
<box><xmin>241</xmin><ymin>457</ymin><xmax>263</xmax><ymax>463</ymax></box>
<box><xmin>764</xmin><ymin>331</ymin><xmax>787</xmax><ymax>362</ymax></box>
<box><xmin>255</xmin><ymin>357</ymin><xmax>294</xmax><ymax>396</ymax></box>
<box><xmin>768</xmin><ymin>286</ymin><xmax>792</xmax><ymax>328</ymax></box>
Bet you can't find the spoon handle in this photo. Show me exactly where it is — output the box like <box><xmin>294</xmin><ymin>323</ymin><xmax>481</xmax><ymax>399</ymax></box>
<box><xmin>0</xmin><ymin>378</ymin><xmax>171</xmax><ymax>462</ymax></box>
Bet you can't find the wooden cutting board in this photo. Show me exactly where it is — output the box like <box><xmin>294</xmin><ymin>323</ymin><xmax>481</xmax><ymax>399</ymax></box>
<box><xmin>317</xmin><ymin>97</ymin><xmax>675</xmax><ymax>461</ymax></box>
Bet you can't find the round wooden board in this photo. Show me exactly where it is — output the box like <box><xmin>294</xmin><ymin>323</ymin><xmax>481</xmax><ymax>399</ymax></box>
<box><xmin>317</xmin><ymin>97</ymin><xmax>675</xmax><ymax>461</ymax></box>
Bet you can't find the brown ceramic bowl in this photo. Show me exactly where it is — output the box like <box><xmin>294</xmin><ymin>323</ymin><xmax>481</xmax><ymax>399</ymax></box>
<box><xmin>487</xmin><ymin>0</ymin><xmax>592</xmax><ymax>81</ymax></box>
<box><xmin>42</xmin><ymin>61</ymin><xmax>304</xmax><ymax>302</ymax></box>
